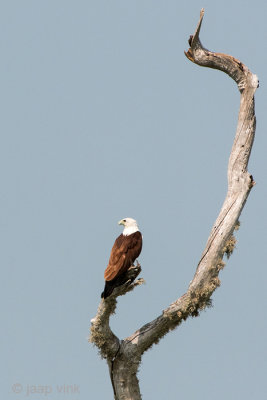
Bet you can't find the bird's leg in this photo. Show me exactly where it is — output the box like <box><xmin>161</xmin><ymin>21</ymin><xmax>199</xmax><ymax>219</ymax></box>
<box><xmin>127</xmin><ymin>263</ymin><xmax>141</xmax><ymax>281</ymax></box>
<box><xmin>110</xmin><ymin>264</ymin><xmax>143</xmax><ymax>298</ymax></box>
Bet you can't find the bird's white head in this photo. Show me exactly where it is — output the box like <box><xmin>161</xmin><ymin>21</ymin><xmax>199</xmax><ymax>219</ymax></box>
<box><xmin>118</xmin><ymin>217</ymin><xmax>139</xmax><ymax>236</ymax></box>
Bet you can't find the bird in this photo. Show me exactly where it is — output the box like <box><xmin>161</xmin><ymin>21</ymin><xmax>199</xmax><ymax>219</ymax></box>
<box><xmin>101</xmin><ymin>217</ymin><xmax>142</xmax><ymax>299</ymax></box>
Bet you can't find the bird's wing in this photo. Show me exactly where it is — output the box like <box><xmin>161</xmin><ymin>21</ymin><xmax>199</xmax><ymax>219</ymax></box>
<box><xmin>104</xmin><ymin>233</ymin><xmax>142</xmax><ymax>281</ymax></box>
<box><xmin>104</xmin><ymin>235</ymin><xmax>128</xmax><ymax>281</ymax></box>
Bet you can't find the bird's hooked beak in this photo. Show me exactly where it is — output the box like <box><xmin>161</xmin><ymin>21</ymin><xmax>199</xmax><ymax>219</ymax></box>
<box><xmin>118</xmin><ymin>219</ymin><xmax>125</xmax><ymax>226</ymax></box>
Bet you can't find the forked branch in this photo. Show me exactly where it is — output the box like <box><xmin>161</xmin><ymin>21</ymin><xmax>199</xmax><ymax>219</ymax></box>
<box><xmin>90</xmin><ymin>9</ymin><xmax>258</xmax><ymax>400</ymax></box>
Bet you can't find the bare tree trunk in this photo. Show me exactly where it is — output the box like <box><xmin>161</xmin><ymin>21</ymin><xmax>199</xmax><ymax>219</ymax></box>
<box><xmin>111</xmin><ymin>356</ymin><xmax>142</xmax><ymax>400</ymax></box>
<box><xmin>89</xmin><ymin>9</ymin><xmax>258</xmax><ymax>400</ymax></box>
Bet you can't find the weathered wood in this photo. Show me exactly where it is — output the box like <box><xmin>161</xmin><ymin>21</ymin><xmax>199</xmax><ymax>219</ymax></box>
<box><xmin>90</xmin><ymin>9</ymin><xmax>258</xmax><ymax>399</ymax></box>
<box><xmin>90</xmin><ymin>264</ymin><xmax>143</xmax><ymax>360</ymax></box>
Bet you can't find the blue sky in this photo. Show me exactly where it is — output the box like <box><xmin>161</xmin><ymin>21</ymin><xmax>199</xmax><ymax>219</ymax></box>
<box><xmin>1</xmin><ymin>1</ymin><xmax>267</xmax><ymax>399</ymax></box>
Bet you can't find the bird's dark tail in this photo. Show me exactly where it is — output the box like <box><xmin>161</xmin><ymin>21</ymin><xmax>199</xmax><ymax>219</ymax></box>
<box><xmin>101</xmin><ymin>281</ymin><xmax>115</xmax><ymax>299</ymax></box>
<box><xmin>101</xmin><ymin>274</ymin><xmax>130</xmax><ymax>299</ymax></box>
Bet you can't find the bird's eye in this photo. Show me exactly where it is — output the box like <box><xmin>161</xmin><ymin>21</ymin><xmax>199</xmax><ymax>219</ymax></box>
<box><xmin>123</xmin><ymin>219</ymin><xmax>126</xmax><ymax>222</ymax></box>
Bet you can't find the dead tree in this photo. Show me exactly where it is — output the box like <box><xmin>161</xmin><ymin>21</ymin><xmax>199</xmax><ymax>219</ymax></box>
<box><xmin>89</xmin><ymin>9</ymin><xmax>258</xmax><ymax>400</ymax></box>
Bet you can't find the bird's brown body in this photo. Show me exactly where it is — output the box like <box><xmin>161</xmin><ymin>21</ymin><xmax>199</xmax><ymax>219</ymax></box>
<box><xmin>101</xmin><ymin>231</ymin><xmax>142</xmax><ymax>298</ymax></box>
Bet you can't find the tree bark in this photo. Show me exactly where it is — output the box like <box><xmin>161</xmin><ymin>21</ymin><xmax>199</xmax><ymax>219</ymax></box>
<box><xmin>89</xmin><ymin>9</ymin><xmax>258</xmax><ymax>399</ymax></box>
